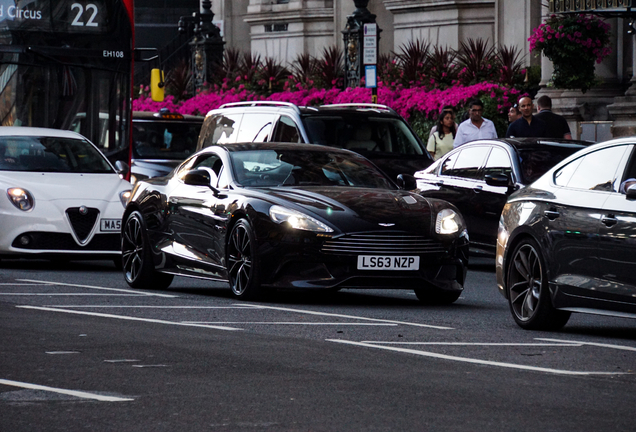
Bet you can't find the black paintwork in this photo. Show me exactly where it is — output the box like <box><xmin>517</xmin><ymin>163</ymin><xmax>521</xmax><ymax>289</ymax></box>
<box><xmin>125</xmin><ymin>142</ymin><xmax>469</xmax><ymax>293</ymax></box>
<box><xmin>496</xmin><ymin>139</ymin><xmax>636</xmax><ymax>317</ymax></box>
<box><xmin>415</xmin><ymin>138</ymin><xmax>591</xmax><ymax>254</ymax></box>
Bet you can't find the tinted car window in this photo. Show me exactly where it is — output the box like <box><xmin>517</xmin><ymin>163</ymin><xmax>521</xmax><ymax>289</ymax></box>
<box><xmin>440</xmin><ymin>151</ymin><xmax>459</xmax><ymax>176</ymax></box>
<box><xmin>0</xmin><ymin>136</ymin><xmax>113</xmax><ymax>173</ymax></box>
<box><xmin>229</xmin><ymin>149</ymin><xmax>394</xmax><ymax>189</ymax></box>
<box><xmin>556</xmin><ymin>145</ymin><xmax>628</xmax><ymax>191</ymax></box>
<box><xmin>518</xmin><ymin>144</ymin><xmax>588</xmax><ymax>184</ymax></box>
<box><xmin>483</xmin><ymin>147</ymin><xmax>512</xmax><ymax>180</ymax></box>
<box><xmin>446</xmin><ymin>146</ymin><xmax>489</xmax><ymax>179</ymax></box>
<box><xmin>132</xmin><ymin>120</ymin><xmax>201</xmax><ymax>160</ymax></box>
<box><xmin>302</xmin><ymin>116</ymin><xmax>423</xmax><ymax>155</ymax></box>
<box><xmin>237</xmin><ymin>113</ymin><xmax>276</xmax><ymax>143</ymax></box>
<box><xmin>273</xmin><ymin>116</ymin><xmax>301</xmax><ymax>143</ymax></box>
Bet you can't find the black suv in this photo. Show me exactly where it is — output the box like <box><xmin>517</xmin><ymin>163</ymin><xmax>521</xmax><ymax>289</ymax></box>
<box><xmin>196</xmin><ymin>102</ymin><xmax>432</xmax><ymax>180</ymax></box>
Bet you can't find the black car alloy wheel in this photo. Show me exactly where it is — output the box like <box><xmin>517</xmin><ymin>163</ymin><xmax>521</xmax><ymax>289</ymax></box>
<box><xmin>507</xmin><ymin>238</ymin><xmax>570</xmax><ymax>330</ymax></box>
<box><xmin>227</xmin><ymin>219</ymin><xmax>261</xmax><ymax>300</ymax></box>
<box><xmin>122</xmin><ymin>211</ymin><xmax>174</xmax><ymax>290</ymax></box>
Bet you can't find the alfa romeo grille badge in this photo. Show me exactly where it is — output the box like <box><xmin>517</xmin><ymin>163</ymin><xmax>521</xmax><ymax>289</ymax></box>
<box><xmin>79</xmin><ymin>206</ymin><xmax>88</xmax><ymax>215</ymax></box>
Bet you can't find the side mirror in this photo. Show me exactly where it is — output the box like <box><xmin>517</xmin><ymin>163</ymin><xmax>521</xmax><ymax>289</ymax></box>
<box><xmin>396</xmin><ymin>173</ymin><xmax>417</xmax><ymax>190</ymax></box>
<box><xmin>626</xmin><ymin>184</ymin><xmax>636</xmax><ymax>200</ymax></box>
<box><xmin>184</xmin><ymin>168</ymin><xmax>223</xmax><ymax>197</ymax></box>
<box><xmin>485</xmin><ymin>173</ymin><xmax>511</xmax><ymax>188</ymax></box>
<box><xmin>184</xmin><ymin>169</ymin><xmax>213</xmax><ymax>187</ymax></box>
<box><xmin>150</xmin><ymin>68</ymin><xmax>165</xmax><ymax>102</ymax></box>
<box><xmin>115</xmin><ymin>160</ymin><xmax>130</xmax><ymax>177</ymax></box>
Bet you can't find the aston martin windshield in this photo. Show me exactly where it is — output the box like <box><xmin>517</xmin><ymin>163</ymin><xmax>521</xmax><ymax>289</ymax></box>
<box><xmin>0</xmin><ymin>136</ymin><xmax>114</xmax><ymax>173</ymax></box>
<box><xmin>230</xmin><ymin>149</ymin><xmax>395</xmax><ymax>189</ymax></box>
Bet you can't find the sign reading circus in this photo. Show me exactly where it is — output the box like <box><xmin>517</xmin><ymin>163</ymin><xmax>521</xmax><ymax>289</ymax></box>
<box><xmin>550</xmin><ymin>0</ymin><xmax>633</xmax><ymax>12</ymax></box>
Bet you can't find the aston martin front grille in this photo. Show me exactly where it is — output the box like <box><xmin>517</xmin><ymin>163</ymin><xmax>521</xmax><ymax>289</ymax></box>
<box><xmin>65</xmin><ymin>207</ymin><xmax>99</xmax><ymax>242</ymax></box>
<box><xmin>321</xmin><ymin>232</ymin><xmax>445</xmax><ymax>255</ymax></box>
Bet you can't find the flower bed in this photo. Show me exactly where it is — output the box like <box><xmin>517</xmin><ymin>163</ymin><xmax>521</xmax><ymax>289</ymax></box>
<box><xmin>134</xmin><ymin>81</ymin><xmax>520</xmax><ymax>139</ymax></box>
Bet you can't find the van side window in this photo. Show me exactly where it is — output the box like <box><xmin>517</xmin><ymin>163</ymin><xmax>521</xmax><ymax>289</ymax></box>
<box><xmin>273</xmin><ymin>116</ymin><xmax>301</xmax><ymax>143</ymax></box>
<box><xmin>199</xmin><ymin>114</ymin><xmax>242</xmax><ymax>149</ymax></box>
<box><xmin>237</xmin><ymin>113</ymin><xmax>276</xmax><ymax>142</ymax></box>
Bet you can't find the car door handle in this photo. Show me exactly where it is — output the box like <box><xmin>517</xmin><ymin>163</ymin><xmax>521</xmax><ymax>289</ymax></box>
<box><xmin>435</xmin><ymin>180</ymin><xmax>444</xmax><ymax>186</ymax></box>
<box><xmin>473</xmin><ymin>185</ymin><xmax>483</xmax><ymax>193</ymax></box>
<box><xmin>602</xmin><ymin>215</ymin><xmax>618</xmax><ymax>227</ymax></box>
<box><xmin>544</xmin><ymin>210</ymin><xmax>560</xmax><ymax>220</ymax></box>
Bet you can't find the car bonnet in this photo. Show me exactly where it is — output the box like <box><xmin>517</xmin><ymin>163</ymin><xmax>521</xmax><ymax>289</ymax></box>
<box><xmin>0</xmin><ymin>171</ymin><xmax>129</xmax><ymax>202</ymax></box>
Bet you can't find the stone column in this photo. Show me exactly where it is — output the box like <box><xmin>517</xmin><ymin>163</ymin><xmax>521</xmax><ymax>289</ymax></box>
<box><xmin>536</xmin><ymin>12</ymin><xmax>624</xmax><ymax>140</ymax></box>
<box><xmin>608</xmin><ymin>27</ymin><xmax>636</xmax><ymax>137</ymax></box>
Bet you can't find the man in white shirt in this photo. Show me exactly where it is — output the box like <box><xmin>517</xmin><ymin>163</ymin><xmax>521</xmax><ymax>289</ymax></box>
<box><xmin>453</xmin><ymin>99</ymin><xmax>498</xmax><ymax>148</ymax></box>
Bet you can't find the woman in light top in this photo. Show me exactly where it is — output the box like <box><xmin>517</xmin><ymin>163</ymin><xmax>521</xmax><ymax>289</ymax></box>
<box><xmin>427</xmin><ymin>110</ymin><xmax>456</xmax><ymax>160</ymax></box>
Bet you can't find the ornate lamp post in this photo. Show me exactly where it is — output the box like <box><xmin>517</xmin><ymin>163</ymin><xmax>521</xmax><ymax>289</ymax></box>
<box><xmin>342</xmin><ymin>0</ymin><xmax>381</xmax><ymax>89</ymax></box>
<box><xmin>178</xmin><ymin>0</ymin><xmax>224</xmax><ymax>95</ymax></box>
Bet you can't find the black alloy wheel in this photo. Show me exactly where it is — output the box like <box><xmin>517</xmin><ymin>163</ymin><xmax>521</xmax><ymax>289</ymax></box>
<box><xmin>507</xmin><ymin>238</ymin><xmax>570</xmax><ymax>330</ymax></box>
<box><xmin>227</xmin><ymin>219</ymin><xmax>262</xmax><ymax>300</ymax></box>
<box><xmin>121</xmin><ymin>211</ymin><xmax>174</xmax><ymax>290</ymax></box>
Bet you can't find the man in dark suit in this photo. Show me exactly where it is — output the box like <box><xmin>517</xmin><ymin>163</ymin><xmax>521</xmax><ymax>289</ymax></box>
<box><xmin>506</xmin><ymin>96</ymin><xmax>548</xmax><ymax>138</ymax></box>
<box><xmin>535</xmin><ymin>95</ymin><xmax>572</xmax><ymax>139</ymax></box>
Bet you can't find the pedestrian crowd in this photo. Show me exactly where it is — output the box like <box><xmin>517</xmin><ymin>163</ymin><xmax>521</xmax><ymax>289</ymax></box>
<box><xmin>427</xmin><ymin>95</ymin><xmax>573</xmax><ymax>158</ymax></box>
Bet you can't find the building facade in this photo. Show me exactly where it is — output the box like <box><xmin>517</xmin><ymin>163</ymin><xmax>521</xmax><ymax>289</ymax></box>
<box><xmin>200</xmin><ymin>0</ymin><xmax>636</xmax><ymax>139</ymax></box>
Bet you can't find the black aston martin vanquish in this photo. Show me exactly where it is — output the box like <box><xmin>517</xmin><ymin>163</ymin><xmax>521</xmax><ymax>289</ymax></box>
<box><xmin>121</xmin><ymin>142</ymin><xmax>469</xmax><ymax>302</ymax></box>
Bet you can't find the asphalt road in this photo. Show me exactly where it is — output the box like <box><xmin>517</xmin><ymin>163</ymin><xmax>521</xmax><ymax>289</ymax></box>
<box><xmin>1</xmin><ymin>258</ymin><xmax>635</xmax><ymax>431</ymax></box>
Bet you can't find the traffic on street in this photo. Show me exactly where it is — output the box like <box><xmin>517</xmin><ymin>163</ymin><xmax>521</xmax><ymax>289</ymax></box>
<box><xmin>1</xmin><ymin>258</ymin><xmax>635</xmax><ymax>431</ymax></box>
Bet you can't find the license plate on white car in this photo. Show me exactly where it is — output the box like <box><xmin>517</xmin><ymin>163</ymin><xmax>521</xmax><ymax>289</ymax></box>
<box><xmin>357</xmin><ymin>256</ymin><xmax>420</xmax><ymax>271</ymax></box>
<box><xmin>100</xmin><ymin>219</ymin><xmax>121</xmax><ymax>232</ymax></box>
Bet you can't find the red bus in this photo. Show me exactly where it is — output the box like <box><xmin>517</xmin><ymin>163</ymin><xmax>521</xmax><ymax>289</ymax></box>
<box><xmin>0</xmin><ymin>0</ymin><xmax>135</xmax><ymax>170</ymax></box>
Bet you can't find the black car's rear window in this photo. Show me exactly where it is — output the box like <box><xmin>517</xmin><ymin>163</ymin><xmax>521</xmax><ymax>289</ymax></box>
<box><xmin>518</xmin><ymin>144</ymin><xmax>587</xmax><ymax>184</ymax></box>
<box><xmin>302</xmin><ymin>115</ymin><xmax>424</xmax><ymax>155</ymax></box>
<box><xmin>133</xmin><ymin>120</ymin><xmax>202</xmax><ymax>160</ymax></box>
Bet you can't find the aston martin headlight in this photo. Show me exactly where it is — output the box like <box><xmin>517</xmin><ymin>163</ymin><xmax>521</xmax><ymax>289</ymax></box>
<box><xmin>435</xmin><ymin>208</ymin><xmax>461</xmax><ymax>234</ymax></box>
<box><xmin>269</xmin><ymin>205</ymin><xmax>334</xmax><ymax>233</ymax></box>
<box><xmin>7</xmin><ymin>188</ymin><xmax>34</xmax><ymax>211</ymax></box>
<box><xmin>119</xmin><ymin>190</ymin><xmax>132</xmax><ymax>207</ymax></box>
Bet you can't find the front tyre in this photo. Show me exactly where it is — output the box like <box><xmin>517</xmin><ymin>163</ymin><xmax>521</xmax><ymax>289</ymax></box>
<box><xmin>507</xmin><ymin>238</ymin><xmax>570</xmax><ymax>330</ymax></box>
<box><xmin>121</xmin><ymin>211</ymin><xmax>174</xmax><ymax>290</ymax></box>
<box><xmin>227</xmin><ymin>219</ymin><xmax>262</xmax><ymax>300</ymax></box>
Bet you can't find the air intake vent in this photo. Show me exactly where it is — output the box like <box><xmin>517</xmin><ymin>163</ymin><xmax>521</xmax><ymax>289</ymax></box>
<box><xmin>321</xmin><ymin>232</ymin><xmax>445</xmax><ymax>255</ymax></box>
<box><xmin>66</xmin><ymin>207</ymin><xmax>99</xmax><ymax>243</ymax></box>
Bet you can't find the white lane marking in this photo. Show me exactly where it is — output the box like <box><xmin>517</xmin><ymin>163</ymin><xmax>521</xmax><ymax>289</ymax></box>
<box><xmin>0</xmin><ymin>294</ymin><xmax>145</xmax><ymax>296</ymax></box>
<box><xmin>17</xmin><ymin>306</ymin><xmax>242</xmax><ymax>331</ymax></box>
<box><xmin>16</xmin><ymin>279</ymin><xmax>178</xmax><ymax>298</ymax></box>
<box><xmin>183</xmin><ymin>322</ymin><xmax>398</xmax><ymax>326</ymax></box>
<box><xmin>536</xmin><ymin>338</ymin><xmax>636</xmax><ymax>352</ymax></box>
<box><xmin>104</xmin><ymin>359</ymin><xmax>140</xmax><ymax>363</ymax></box>
<box><xmin>46</xmin><ymin>351</ymin><xmax>80</xmax><ymax>355</ymax></box>
<box><xmin>327</xmin><ymin>339</ymin><xmax>630</xmax><ymax>376</ymax></box>
<box><xmin>239</xmin><ymin>304</ymin><xmax>453</xmax><ymax>330</ymax></box>
<box><xmin>0</xmin><ymin>379</ymin><xmax>133</xmax><ymax>402</ymax></box>
<box><xmin>361</xmin><ymin>342</ymin><xmax>582</xmax><ymax>346</ymax></box>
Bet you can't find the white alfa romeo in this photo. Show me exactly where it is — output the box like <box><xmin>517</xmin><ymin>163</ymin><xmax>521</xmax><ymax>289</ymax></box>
<box><xmin>0</xmin><ymin>127</ymin><xmax>131</xmax><ymax>265</ymax></box>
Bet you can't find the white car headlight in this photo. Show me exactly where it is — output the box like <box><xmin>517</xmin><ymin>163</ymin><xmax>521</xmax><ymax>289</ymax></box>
<box><xmin>435</xmin><ymin>208</ymin><xmax>460</xmax><ymax>235</ymax></box>
<box><xmin>7</xmin><ymin>188</ymin><xmax>35</xmax><ymax>211</ymax></box>
<box><xmin>119</xmin><ymin>190</ymin><xmax>132</xmax><ymax>207</ymax></box>
<box><xmin>269</xmin><ymin>205</ymin><xmax>333</xmax><ymax>233</ymax></box>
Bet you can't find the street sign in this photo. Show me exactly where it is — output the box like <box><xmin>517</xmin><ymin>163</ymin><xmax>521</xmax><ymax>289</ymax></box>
<box><xmin>363</xmin><ymin>47</ymin><xmax>377</xmax><ymax>65</ymax></box>
<box><xmin>365</xmin><ymin>65</ymin><xmax>377</xmax><ymax>88</ymax></box>
<box><xmin>363</xmin><ymin>23</ymin><xmax>377</xmax><ymax>36</ymax></box>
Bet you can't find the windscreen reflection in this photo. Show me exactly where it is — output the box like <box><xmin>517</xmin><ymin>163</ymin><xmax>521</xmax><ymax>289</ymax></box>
<box><xmin>230</xmin><ymin>149</ymin><xmax>395</xmax><ymax>189</ymax></box>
